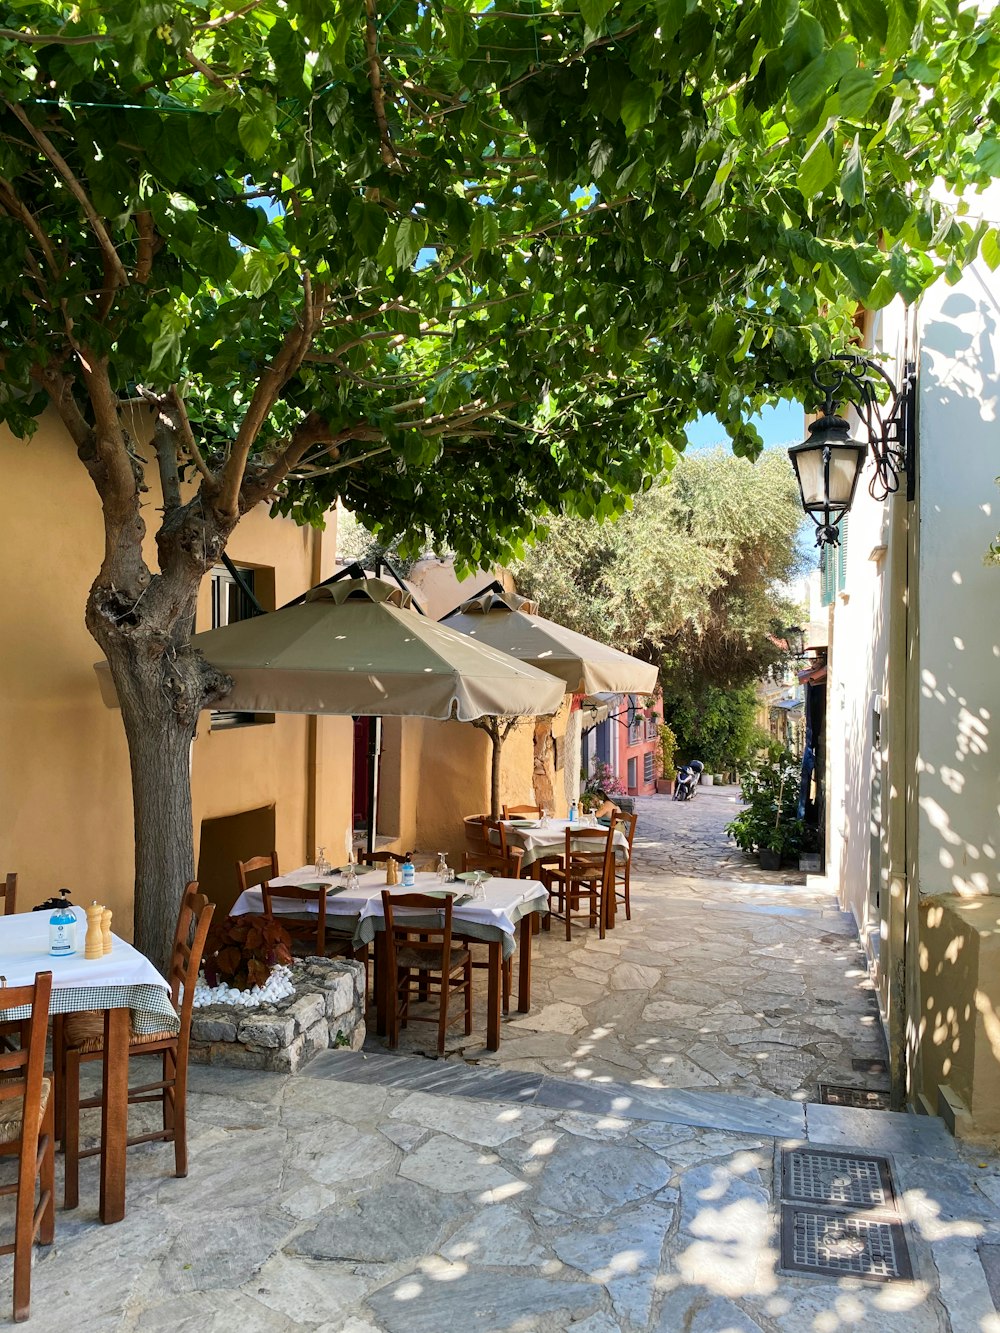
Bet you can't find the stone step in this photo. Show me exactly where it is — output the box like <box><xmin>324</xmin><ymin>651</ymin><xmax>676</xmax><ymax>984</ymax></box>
<box><xmin>303</xmin><ymin>1049</ymin><xmax>954</xmax><ymax>1157</ymax></box>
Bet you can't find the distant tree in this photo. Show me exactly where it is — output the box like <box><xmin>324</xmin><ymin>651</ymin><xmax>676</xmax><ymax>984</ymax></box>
<box><xmin>661</xmin><ymin>683</ymin><xmax>766</xmax><ymax>773</ymax></box>
<box><xmin>514</xmin><ymin>449</ymin><xmax>807</xmax><ymax>691</ymax></box>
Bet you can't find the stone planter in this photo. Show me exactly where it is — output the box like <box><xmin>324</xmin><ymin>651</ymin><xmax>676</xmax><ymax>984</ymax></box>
<box><xmin>758</xmin><ymin>848</ymin><xmax>782</xmax><ymax>872</ymax></box>
<box><xmin>190</xmin><ymin>957</ymin><xmax>366</xmax><ymax>1074</ymax></box>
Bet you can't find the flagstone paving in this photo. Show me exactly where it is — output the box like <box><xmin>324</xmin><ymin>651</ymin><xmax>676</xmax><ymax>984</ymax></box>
<box><xmin>6</xmin><ymin>1051</ymin><xmax>1000</xmax><ymax>1332</ymax></box>
<box><xmin>388</xmin><ymin>790</ymin><xmax>890</xmax><ymax>1104</ymax></box>
<box><xmin>6</xmin><ymin>787</ymin><xmax>1000</xmax><ymax>1330</ymax></box>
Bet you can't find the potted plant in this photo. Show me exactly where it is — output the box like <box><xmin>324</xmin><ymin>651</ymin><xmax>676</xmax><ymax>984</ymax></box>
<box><xmin>725</xmin><ymin>745</ymin><xmax>804</xmax><ymax>868</ymax></box>
<box><xmin>654</xmin><ymin>721</ymin><xmax>678</xmax><ymax>795</ymax></box>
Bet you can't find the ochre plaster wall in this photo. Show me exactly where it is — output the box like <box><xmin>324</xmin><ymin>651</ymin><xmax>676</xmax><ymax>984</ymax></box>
<box><xmin>918</xmin><ymin>895</ymin><xmax>1000</xmax><ymax>1137</ymax></box>
<box><xmin>0</xmin><ymin>412</ymin><xmax>350</xmax><ymax>936</ymax></box>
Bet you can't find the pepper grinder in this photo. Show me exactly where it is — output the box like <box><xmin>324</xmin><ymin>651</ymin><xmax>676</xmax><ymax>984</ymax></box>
<box><xmin>85</xmin><ymin>901</ymin><xmax>104</xmax><ymax>960</ymax></box>
<box><xmin>101</xmin><ymin>908</ymin><xmax>113</xmax><ymax>955</ymax></box>
<box><xmin>385</xmin><ymin>857</ymin><xmax>398</xmax><ymax>886</ymax></box>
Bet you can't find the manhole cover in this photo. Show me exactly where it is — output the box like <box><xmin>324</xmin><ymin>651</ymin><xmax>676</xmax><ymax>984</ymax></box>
<box><xmin>852</xmin><ymin>1058</ymin><xmax>888</xmax><ymax>1075</ymax></box>
<box><xmin>780</xmin><ymin>1206</ymin><xmax>913</xmax><ymax>1281</ymax></box>
<box><xmin>781</xmin><ymin>1147</ymin><xmax>896</xmax><ymax>1209</ymax></box>
<box><xmin>818</xmin><ymin>1083</ymin><xmax>891</xmax><ymax>1110</ymax></box>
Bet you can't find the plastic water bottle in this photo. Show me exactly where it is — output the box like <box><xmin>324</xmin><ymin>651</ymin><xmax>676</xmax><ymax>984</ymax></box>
<box><xmin>569</xmin><ymin>802</ymin><xmax>577</xmax><ymax>824</ymax></box>
<box><xmin>402</xmin><ymin>854</ymin><xmax>415</xmax><ymax>888</ymax></box>
<box><xmin>49</xmin><ymin>889</ymin><xmax>77</xmax><ymax>956</ymax></box>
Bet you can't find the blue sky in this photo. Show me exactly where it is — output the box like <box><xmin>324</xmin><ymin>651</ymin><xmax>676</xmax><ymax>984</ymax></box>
<box><xmin>684</xmin><ymin>399</ymin><xmax>803</xmax><ymax>452</ymax></box>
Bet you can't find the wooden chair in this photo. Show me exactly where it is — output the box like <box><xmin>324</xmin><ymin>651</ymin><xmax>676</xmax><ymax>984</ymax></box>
<box><xmin>0</xmin><ymin>970</ymin><xmax>54</xmax><ymax>1323</ymax></box>
<box><xmin>611</xmin><ymin>810</ymin><xmax>638</xmax><ymax>921</ymax></box>
<box><xmin>2</xmin><ymin>872</ymin><xmax>17</xmax><ymax>915</ymax></box>
<box><xmin>381</xmin><ymin>891</ymin><xmax>472</xmax><ymax>1055</ymax></box>
<box><xmin>236</xmin><ymin>852</ymin><xmax>279</xmax><ymax>898</ymax></box>
<box><xmin>502</xmin><ymin>804</ymin><xmax>542</xmax><ymax>820</ymax></box>
<box><xmin>459</xmin><ymin>847</ymin><xmax>523</xmax><ymax>1010</ymax></box>
<box><xmin>463</xmin><ymin>814</ymin><xmax>491</xmax><ymax>857</ymax></box>
<box><xmin>358</xmin><ymin>851</ymin><xmax>406</xmax><ymax>866</ymax></box>
<box><xmin>58</xmin><ymin>884</ymin><xmax>214</xmax><ymax>1209</ymax></box>
<box><xmin>541</xmin><ymin>825</ymin><xmax>617</xmax><ymax>941</ymax></box>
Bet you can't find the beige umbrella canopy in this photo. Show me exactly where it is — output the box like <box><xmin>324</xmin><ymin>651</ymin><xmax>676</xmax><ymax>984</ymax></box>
<box><xmin>96</xmin><ymin>579</ymin><xmax>566</xmax><ymax>722</ymax></box>
<box><xmin>441</xmin><ymin>586</ymin><xmax>659</xmax><ymax>696</ymax></box>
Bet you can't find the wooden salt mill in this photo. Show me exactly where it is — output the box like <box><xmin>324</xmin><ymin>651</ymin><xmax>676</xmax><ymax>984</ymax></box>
<box><xmin>101</xmin><ymin>908</ymin><xmax>113</xmax><ymax>955</ymax></box>
<box><xmin>385</xmin><ymin>857</ymin><xmax>399</xmax><ymax>886</ymax></box>
<box><xmin>85</xmin><ymin>901</ymin><xmax>104</xmax><ymax>960</ymax></box>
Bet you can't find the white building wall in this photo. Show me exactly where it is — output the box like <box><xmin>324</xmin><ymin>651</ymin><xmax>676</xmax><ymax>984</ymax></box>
<box><xmin>915</xmin><ymin>259</ymin><xmax>1000</xmax><ymax>898</ymax></box>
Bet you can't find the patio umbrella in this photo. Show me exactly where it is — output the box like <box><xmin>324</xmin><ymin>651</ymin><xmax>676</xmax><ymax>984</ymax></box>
<box><xmin>95</xmin><ymin>578</ymin><xmax>566</xmax><ymax>721</ymax></box>
<box><xmin>441</xmin><ymin>586</ymin><xmax>659</xmax><ymax>695</ymax></box>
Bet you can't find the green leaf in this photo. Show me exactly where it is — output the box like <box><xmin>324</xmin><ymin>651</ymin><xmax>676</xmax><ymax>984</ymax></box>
<box><xmin>347</xmin><ymin>199</ymin><xmax>386</xmax><ymax>256</ymax></box>
<box><xmin>840</xmin><ymin>134</ymin><xmax>865</xmax><ymax>206</ymax></box>
<box><xmin>982</xmin><ymin>228</ymin><xmax>1000</xmax><ymax>272</ymax></box>
<box><xmin>238</xmin><ymin>103</ymin><xmax>277</xmax><ymax>160</ymax></box>
<box><xmin>620</xmin><ymin>82</ymin><xmax>658</xmax><ymax>137</ymax></box>
<box><xmin>974</xmin><ymin>136</ymin><xmax>1000</xmax><ymax>175</ymax></box>
<box><xmin>796</xmin><ymin>135</ymin><xmax>835</xmax><ymax>198</ymax></box>
<box><xmin>393</xmin><ymin>216</ymin><xmax>427</xmax><ymax>270</ymax></box>
<box><xmin>709</xmin><ymin>311</ymin><xmax>736</xmax><ymax>358</ymax></box>
<box><xmin>579</xmin><ymin>0</ymin><xmax>613</xmax><ymax>32</ymax></box>
<box><xmin>837</xmin><ymin>66</ymin><xmax>880</xmax><ymax>120</ymax></box>
<box><xmin>759</xmin><ymin>0</ymin><xmax>791</xmax><ymax>50</ymax></box>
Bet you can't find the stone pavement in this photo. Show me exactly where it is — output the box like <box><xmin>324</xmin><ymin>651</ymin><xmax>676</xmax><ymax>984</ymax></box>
<box><xmin>6</xmin><ymin>1050</ymin><xmax>1000</xmax><ymax>1332</ymax></box>
<box><xmin>5</xmin><ymin>787</ymin><xmax>1000</xmax><ymax>1330</ymax></box>
<box><xmin>391</xmin><ymin>790</ymin><xmax>890</xmax><ymax>1104</ymax></box>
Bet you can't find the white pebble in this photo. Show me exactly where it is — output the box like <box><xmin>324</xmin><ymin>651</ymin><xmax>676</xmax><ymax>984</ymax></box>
<box><xmin>193</xmin><ymin>964</ymin><xmax>295</xmax><ymax>1009</ymax></box>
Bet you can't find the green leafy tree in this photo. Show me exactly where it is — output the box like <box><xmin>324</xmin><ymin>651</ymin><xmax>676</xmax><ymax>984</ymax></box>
<box><xmin>1</xmin><ymin>0</ymin><xmax>997</xmax><ymax>959</ymax></box>
<box><xmin>662</xmin><ymin>683</ymin><xmax>766</xmax><ymax>774</ymax></box>
<box><xmin>515</xmin><ymin>449</ymin><xmax>807</xmax><ymax>690</ymax></box>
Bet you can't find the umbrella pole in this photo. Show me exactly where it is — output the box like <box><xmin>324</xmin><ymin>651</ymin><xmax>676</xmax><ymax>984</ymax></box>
<box><xmin>366</xmin><ymin>717</ymin><xmax>382</xmax><ymax>855</ymax></box>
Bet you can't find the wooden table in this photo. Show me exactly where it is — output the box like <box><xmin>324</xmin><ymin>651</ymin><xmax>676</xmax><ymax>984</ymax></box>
<box><xmin>0</xmin><ymin>909</ymin><xmax>177</xmax><ymax>1224</ymax></box>
<box><xmin>233</xmin><ymin>868</ymin><xmax>548</xmax><ymax>1050</ymax></box>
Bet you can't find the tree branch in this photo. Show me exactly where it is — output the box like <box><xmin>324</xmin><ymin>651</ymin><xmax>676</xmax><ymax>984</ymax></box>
<box><xmin>33</xmin><ymin>363</ymin><xmax>91</xmax><ymax>450</ymax></box>
<box><xmin>195</xmin><ymin>2</ymin><xmax>263</xmax><ymax>30</ymax></box>
<box><xmin>364</xmin><ymin>0</ymin><xmax>402</xmax><ymax>171</ymax></box>
<box><xmin>0</xmin><ymin>175</ymin><xmax>59</xmax><ymax>273</ymax></box>
<box><xmin>242</xmin><ymin>414</ymin><xmax>377</xmax><ymax>504</ymax></box>
<box><xmin>0</xmin><ymin>26</ymin><xmax>109</xmax><ymax>45</ymax></box>
<box><xmin>147</xmin><ymin>394</ymin><xmax>183</xmax><ymax>512</ymax></box>
<box><xmin>134</xmin><ymin>210</ymin><xmax>157</xmax><ymax>285</ymax></box>
<box><xmin>182</xmin><ymin>48</ymin><xmax>231</xmax><ymax>88</ymax></box>
<box><xmin>5</xmin><ymin>101</ymin><xmax>129</xmax><ymax>290</ymax></box>
<box><xmin>167</xmin><ymin>386</ymin><xmax>213</xmax><ymax>481</ymax></box>
<box><xmin>217</xmin><ymin>272</ymin><xmax>324</xmax><ymax>516</ymax></box>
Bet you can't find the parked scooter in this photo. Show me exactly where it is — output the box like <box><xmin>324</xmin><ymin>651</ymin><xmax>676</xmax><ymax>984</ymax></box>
<box><xmin>673</xmin><ymin>760</ymin><xmax>704</xmax><ymax>801</ymax></box>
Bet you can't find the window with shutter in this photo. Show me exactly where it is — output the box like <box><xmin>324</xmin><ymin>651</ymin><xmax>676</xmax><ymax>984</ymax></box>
<box><xmin>209</xmin><ymin>566</ymin><xmax>272</xmax><ymax>729</ymax></box>
<box><xmin>819</xmin><ymin>515</ymin><xmax>849</xmax><ymax>606</ymax></box>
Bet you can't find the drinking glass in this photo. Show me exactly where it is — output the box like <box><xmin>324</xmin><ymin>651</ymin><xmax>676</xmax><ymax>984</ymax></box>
<box><xmin>540</xmin><ymin>806</ymin><xmax>550</xmax><ymax>824</ymax></box>
<box><xmin>472</xmin><ymin>870</ymin><xmax>489</xmax><ymax>902</ymax></box>
<box><xmin>316</xmin><ymin>846</ymin><xmax>331</xmax><ymax>875</ymax></box>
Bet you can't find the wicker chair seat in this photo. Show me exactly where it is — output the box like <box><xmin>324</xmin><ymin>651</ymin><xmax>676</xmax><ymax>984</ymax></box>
<box><xmin>395</xmin><ymin>944</ymin><xmax>470</xmax><ymax>973</ymax></box>
<box><xmin>63</xmin><ymin>1011</ymin><xmax>174</xmax><ymax>1055</ymax></box>
<box><xmin>0</xmin><ymin>1078</ymin><xmax>50</xmax><ymax>1145</ymax></box>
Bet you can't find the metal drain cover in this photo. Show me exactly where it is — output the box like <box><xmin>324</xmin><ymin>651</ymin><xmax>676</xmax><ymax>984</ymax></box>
<box><xmin>818</xmin><ymin>1083</ymin><xmax>891</xmax><ymax>1110</ymax></box>
<box><xmin>852</xmin><ymin>1058</ymin><xmax>888</xmax><ymax>1075</ymax></box>
<box><xmin>781</xmin><ymin>1147</ymin><xmax>896</xmax><ymax>1209</ymax></box>
<box><xmin>780</xmin><ymin>1205</ymin><xmax>913</xmax><ymax>1281</ymax></box>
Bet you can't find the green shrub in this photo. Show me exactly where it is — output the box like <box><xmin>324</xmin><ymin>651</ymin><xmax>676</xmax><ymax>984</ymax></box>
<box><xmin>725</xmin><ymin>745</ymin><xmax>804</xmax><ymax>858</ymax></box>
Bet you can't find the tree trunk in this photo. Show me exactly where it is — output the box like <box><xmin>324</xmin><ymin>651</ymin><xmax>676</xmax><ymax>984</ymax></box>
<box><xmin>532</xmin><ymin>718</ymin><xmax>555</xmax><ymax>812</ymax></box>
<box><xmin>120</xmin><ymin>681</ymin><xmax>195</xmax><ymax>971</ymax></box>
<box><xmin>490</xmin><ymin>726</ymin><xmax>503</xmax><ymax>820</ymax></box>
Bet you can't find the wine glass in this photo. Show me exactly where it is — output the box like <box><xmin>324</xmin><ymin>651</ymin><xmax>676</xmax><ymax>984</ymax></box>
<box><xmin>316</xmin><ymin>846</ymin><xmax>331</xmax><ymax>875</ymax></box>
<box><xmin>471</xmin><ymin>870</ymin><xmax>489</xmax><ymax>902</ymax></box>
<box><xmin>540</xmin><ymin>806</ymin><xmax>550</xmax><ymax>824</ymax></box>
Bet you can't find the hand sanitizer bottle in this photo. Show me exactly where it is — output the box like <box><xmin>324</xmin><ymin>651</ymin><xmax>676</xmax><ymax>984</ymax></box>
<box><xmin>49</xmin><ymin>889</ymin><xmax>77</xmax><ymax>956</ymax></box>
<box><xmin>569</xmin><ymin>801</ymin><xmax>577</xmax><ymax>824</ymax></box>
<box><xmin>402</xmin><ymin>853</ymin><xmax>415</xmax><ymax>888</ymax></box>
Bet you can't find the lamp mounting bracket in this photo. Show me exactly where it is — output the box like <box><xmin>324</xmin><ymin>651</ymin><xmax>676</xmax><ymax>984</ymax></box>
<box><xmin>810</xmin><ymin>354</ymin><xmax>916</xmax><ymax>504</ymax></box>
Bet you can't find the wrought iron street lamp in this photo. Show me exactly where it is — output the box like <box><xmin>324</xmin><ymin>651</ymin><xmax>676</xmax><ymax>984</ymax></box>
<box><xmin>789</xmin><ymin>355</ymin><xmax>915</xmax><ymax>547</ymax></box>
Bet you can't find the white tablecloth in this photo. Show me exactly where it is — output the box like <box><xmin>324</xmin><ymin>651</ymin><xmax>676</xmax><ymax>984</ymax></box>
<box><xmin>233</xmin><ymin>868</ymin><xmax>547</xmax><ymax>960</ymax></box>
<box><xmin>498</xmin><ymin>818</ymin><xmax>629</xmax><ymax>867</ymax></box>
<box><xmin>0</xmin><ymin>908</ymin><xmax>177</xmax><ymax>1034</ymax></box>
